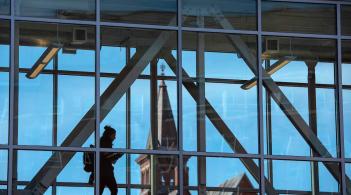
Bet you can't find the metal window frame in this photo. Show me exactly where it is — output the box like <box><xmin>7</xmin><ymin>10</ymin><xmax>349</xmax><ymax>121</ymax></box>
<box><xmin>257</xmin><ymin>1</ymin><xmax>266</xmax><ymax>194</ymax></box>
<box><xmin>2</xmin><ymin>0</ymin><xmax>351</xmax><ymax>194</ymax></box>
<box><xmin>94</xmin><ymin>0</ymin><xmax>101</xmax><ymax>194</ymax></box>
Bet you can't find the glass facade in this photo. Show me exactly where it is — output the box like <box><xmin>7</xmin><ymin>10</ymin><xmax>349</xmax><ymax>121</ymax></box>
<box><xmin>101</xmin><ymin>0</ymin><xmax>177</xmax><ymax>26</ymax></box>
<box><xmin>262</xmin><ymin>1</ymin><xmax>336</xmax><ymax>35</ymax></box>
<box><xmin>0</xmin><ymin>0</ymin><xmax>351</xmax><ymax>195</ymax></box>
<box><xmin>15</xmin><ymin>0</ymin><xmax>96</xmax><ymax>20</ymax></box>
<box><xmin>0</xmin><ymin>0</ymin><xmax>10</xmax><ymax>15</ymax></box>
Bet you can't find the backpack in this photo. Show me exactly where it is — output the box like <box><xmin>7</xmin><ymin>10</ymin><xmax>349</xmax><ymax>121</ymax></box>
<box><xmin>83</xmin><ymin>144</ymin><xmax>95</xmax><ymax>172</ymax></box>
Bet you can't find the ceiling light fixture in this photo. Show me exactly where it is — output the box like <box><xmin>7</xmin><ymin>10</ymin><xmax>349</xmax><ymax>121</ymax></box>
<box><xmin>26</xmin><ymin>45</ymin><xmax>62</xmax><ymax>79</ymax></box>
<box><xmin>241</xmin><ymin>56</ymin><xmax>296</xmax><ymax>90</ymax></box>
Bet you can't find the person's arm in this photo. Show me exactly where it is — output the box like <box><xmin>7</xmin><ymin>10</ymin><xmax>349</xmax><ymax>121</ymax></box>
<box><xmin>105</xmin><ymin>153</ymin><xmax>123</xmax><ymax>164</ymax></box>
<box><xmin>106</xmin><ymin>152</ymin><xmax>123</xmax><ymax>160</ymax></box>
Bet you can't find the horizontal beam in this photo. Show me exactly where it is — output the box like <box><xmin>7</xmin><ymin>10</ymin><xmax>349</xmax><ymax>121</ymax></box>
<box><xmin>0</xmin><ymin>66</ymin><xmax>348</xmax><ymax>89</ymax></box>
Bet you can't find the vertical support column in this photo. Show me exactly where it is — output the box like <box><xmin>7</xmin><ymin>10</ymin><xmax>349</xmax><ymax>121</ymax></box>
<box><xmin>52</xmin><ymin>55</ymin><xmax>58</xmax><ymax>195</ymax></box>
<box><xmin>150</xmin><ymin>59</ymin><xmax>158</xmax><ymax>195</ymax></box>
<box><xmin>257</xmin><ymin>0</ymin><xmax>266</xmax><ymax>194</ymax></box>
<box><xmin>11</xmin><ymin>22</ymin><xmax>19</xmax><ymax>194</ymax></box>
<box><xmin>265</xmin><ymin>60</ymin><xmax>273</xmax><ymax>184</ymax></box>
<box><xmin>336</xmin><ymin>3</ymin><xmax>347</xmax><ymax>195</ymax></box>
<box><xmin>177</xmin><ymin>0</ymin><xmax>184</xmax><ymax>193</ymax></box>
<box><xmin>306</xmin><ymin>60</ymin><xmax>319</xmax><ymax>195</ymax></box>
<box><xmin>126</xmin><ymin>47</ymin><xmax>131</xmax><ymax>195</ymax></box>
<box><xmin>196</xmin><ymin>16</ymin><xmax>206</xmax><ymax>194</ymax></box>
<box><xmin>7</xmin><ymin>0</ymin><xmax>15</xmax><ymax>194</ymax></box>
<box><xmin>95</xmin><ymin>0</ymin><xmax>101</xmax><ymax>193</ymax></box>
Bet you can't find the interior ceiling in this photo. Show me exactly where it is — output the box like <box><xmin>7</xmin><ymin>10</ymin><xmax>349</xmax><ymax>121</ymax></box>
<box><xmin>0</xmin><ymin>7</ymin><xmax>350</xmax><ymax>63</ymax></box>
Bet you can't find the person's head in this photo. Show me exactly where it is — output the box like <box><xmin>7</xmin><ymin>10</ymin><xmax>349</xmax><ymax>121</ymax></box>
<box><xmin>102</xmin><ymin>125</ymin><xmax>116</xmax><ymax>141</ymax></box>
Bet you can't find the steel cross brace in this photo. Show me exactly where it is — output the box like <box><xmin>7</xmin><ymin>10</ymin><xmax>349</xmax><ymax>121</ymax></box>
<box><xmin>24</xmin><ymin>28</ymin><xmax>174</xmax><ymax>194</ymax></box>
<box><xmin>210</xmin><ymin>7</ymin><xmax>351</xmax><ymax>194</ymax></box>
<box><xmin>161</xmin><ymin>51</ymin><xmax>278</xmax><ymax>195</ymax></box>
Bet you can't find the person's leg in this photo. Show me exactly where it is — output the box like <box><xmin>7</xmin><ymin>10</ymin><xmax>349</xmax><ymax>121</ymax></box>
<box><xmin>89</xmin><ymin>172</ymin><xmax>94</xmax><ymax>185</ymax></box>
<box><xmin>106</xmin><ymin>173</ymin><xmax>118</xmax><ymax>195</ymax></box>
<box><xmin>99</xmin><ymin>177</ymin><xmax>106</xmax><ymax>195</ymax></box>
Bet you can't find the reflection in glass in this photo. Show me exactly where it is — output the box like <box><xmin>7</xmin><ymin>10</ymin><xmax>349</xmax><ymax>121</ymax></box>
<box><xmin>130</xmin><ymin>79</ymin><xmax>150</xmax><ymax>149</ymax></box>
<box><xmin>265</xmin><ymin>160</ymin><xmax>340</xmax><ymax>194</ymax></box>
<box><xmin>262</xmin><ymin>1</ymin><xmax>336</xmax><ymax>35</ymax></box>
<box><xmin>0</xmin><ymin>20</ymin><xmax>9</xmax><ymax>67</ymax></box>
<box><xmin>0</xmin><ymin>150</ymin><xmax>7</xmax><ymax>193</ymax></box>
<box><xmin>346</xmin><ymin>163</ymin><xmax>351</xmax><ymax>183</ymax></box>
<box><xmin>0</xmin><ymin>0</ymin><xmax>10</xmax><ymax>15</ymax></box>
<box><xmin>16</xmin><ymin>22</ymin><xmax>95</xmax><ymax>147</ymax></box>
<box><xmin>100</xmin><ymin>27</ymin><xmax>178</xmax><ymax>150</ymax></box>
<box><xmin>343</xmin><ymin>41</ymin><xmax>351</xmax><ymax>85</ymax></box>
<box><xmin>182</xmin><ymin>31</ymin><xmax>258</xmax><ymax>154</ymax></box>
<box><xmin>1</xmin><ymin>1</ymin><xmax>351</xmax><ymax>194</ymax></box>
<box><xmin>343</xmin><ymin>40</ymin><xmax>351</xmax><ymax>158</ymax></box>
<box><xmin>15</xmin><ymin>0</ymin><xmax>95</xmax><ymax>20</ymax></box>
<box><xmin>131</xmin><ymin>188</ymin><xmax>151</xmax><ymax>194</ymax></box>
<box><xmin>342</xmin><ymin>6</ymin><xmax>351</xmax><ymax>36</ymax></box>
<box><xmin>182</xmin><ymin>0</ymin><xmax>257</xmax><ymax>30</ymax></box>
<box><xmin>57</xmin><ymin>187</ymin><xmax>94</xmax><ymax>195</ymax></box>
<box><xmin>131</xmin><ymin>154</ymin><xmax>179</xmax><ymax>194</ymax></box>
<box><xmin>262</xmin><ymin>36</ymin><xmax>337</xmax><ymax>157</ymax></box>
<box><xmin>184</xmin><ymin>156</ymin><xmax>259</xmax><ymax>194</ymax></box>
<box><xmin>207</xmin><ymin>191</ymin><xmax>256</xmax><ymax>195</ymax></box>
<box><xmin>101</xmin><ymin>0</ymin><xmax>177</xmax><ymax>26</ymax></box>
<box><xmin>13</xmin><ymin>150</ymin><xmax>94</xmax><ymax>194</ymax></box>
<box><xmin>0</xmin><ymin>20</ymin><xmax>9</xmax><ymax>145</ymax></box>
<box><xmin>206</xmin><ymin>157</ymin><xmax>259</xmax><ymax>190</ymax></box>
<box><xmin>57</xmin><ymin>75</ymin><xmax>95</xmax><ymax>146</ymax></box>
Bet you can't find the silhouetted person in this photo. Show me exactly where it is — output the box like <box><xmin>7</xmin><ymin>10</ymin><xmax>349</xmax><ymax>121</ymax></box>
<box><xmin>88</xmin><ymin>126</ymin><xmax>122</xmax><ymax>194</ymax></box>
<box><xmin>100</xmin><ymin>125</ymin><xmax>121</xmax><ymax>195</ymax></box>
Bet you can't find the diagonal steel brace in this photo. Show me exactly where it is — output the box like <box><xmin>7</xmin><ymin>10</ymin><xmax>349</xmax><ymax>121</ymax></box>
<box><xmin>24</xmin><ymin>28</ymin><xmax>174</xmax><ymax>194</ymax></box>
<box><xmin>162</xmin><ymin>52</ymin><xmax>278</xmax><ymax>195</ymax></box>
<box><xmin>210</xmin><ymin>8</ymin><xmax>351</xmax><ymax>193</ymax></box>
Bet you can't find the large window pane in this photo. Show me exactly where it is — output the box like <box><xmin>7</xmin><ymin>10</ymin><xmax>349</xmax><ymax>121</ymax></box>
<box><xmin>15</xmin><ymin>0</ymin><xmax>95</xmax><ymax>20</ymax></box>
<box><xmin>0</xmin><ymin>20</ymin><xmax>9</xmax><ymax>145</ymax></box>
<box><xmin>205</xmin><ymin>157</ymin><xmax>259</xmax><ymax>190</ymax></box>
<box><xmin>262</xmin><ymin>37</ymin><xmax>337</xmax><ymax>157</ymax></box>
<box><xmin>16</xmin><ymin>22</ymin><xmax>95</xmax><ymax>147</ymax></box>
<box><xmin>262</xmin><ymin>1</ymin><xmax>336</xmax><ymax>35</ymax></box>
<box><xmin>101</xmin><ymin>0</ymin><xmax>177</xmax><ymax>26</ymax></box>
<box><xmin>100</xmin><ymin>27</ymin><xmax>178</xmax><ymax>150</ymax></box>
<box><xmin>131</xmin><ymin>154</ymin><xmax>179</xmax><ymax>194</ymax></box>
<box><xmin>0</xmin><ymin>150</ymin><xmax>7</xmax><ymax>194</ymax></box>
<box><xmin>265</xmin><ymin>160</ymin><xmax>340</xmax><ymax>194</ymax></box>
<box><xmin>182</xmin><ymin>0</ymin><xmax>257</xmax><ymax>30</ymax></box>
<box><xmin>0</xmin><ymin>20</ymin><xmax>9</xmax><ymax>68</ymax></box>
<box><xmin>182</xmin><ymin>32</ymin><xmax>258</xmax><ymax>154</ymax></box>
<box><xmin>342</xmin><ymin>6</ymin><xmax>351</xmax><ymax>36</ymax></box>
<box><xmin>343</xmin><ymin>40</ymin><xmax>351</xmax><ymax>158</ymax></box>
<box><xmin>184</xmin><ymin>156</ymin><xmax>259</xmax><ymax>194</ymax></box>
<box><xmin>0</xmin><ymin>0</ymin><xmax>10</xmax><ymax>15</ymax></box>
<box><xmin>13</xmin><ymin>150</ymin><xmax>94</xmax><ymax>194</ymax></box>
<box><xmin>346</xmin><ymin>163</ymin><xmax>351</xmax><ymax>189</ymax></box>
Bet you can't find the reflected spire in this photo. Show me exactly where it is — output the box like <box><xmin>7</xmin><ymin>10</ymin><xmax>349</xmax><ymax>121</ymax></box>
<box><xmin>145</xmin><ymin>64</ymin><xmax>177</xmax><ymax>150</ymax></box>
